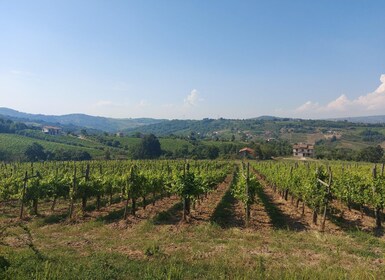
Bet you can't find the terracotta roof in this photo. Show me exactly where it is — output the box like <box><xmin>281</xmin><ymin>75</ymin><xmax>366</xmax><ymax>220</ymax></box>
<box><xmin>239</xmin><ymin>147</ymin><xmax>255</xmax><ymax>154</ymax></box>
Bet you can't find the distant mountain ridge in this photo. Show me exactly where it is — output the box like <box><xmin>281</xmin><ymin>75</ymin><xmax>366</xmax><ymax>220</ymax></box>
<box><xmin>1</xmin><ymin>107</ymin><xmax>385</xmax><ymax>135</ymax></box>
<box><xmin>0</xmin><ymin>107</ymin><xmax>166</xmax><ymax>132</ymax></box>
<box><xmin>329</xmin><ymin>115</ymin><xmax>385</xmax><ymax>124</ymax></box>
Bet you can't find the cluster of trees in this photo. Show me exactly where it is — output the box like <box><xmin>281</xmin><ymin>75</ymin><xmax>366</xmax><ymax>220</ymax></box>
<box><xmin>172</xmin><ymin>144</ymin><xmax>221</xmax><ymax>160</ymax></box>
<box><xmin>0</xmin><ymin>118</ymin><xmax>28</xmax><ymax>133</ymax></box>
<box><xmin>316</xmin><ymin>145</ymin><xmax>384</xmax><ymax>163</ymax></box>
<box><xmin>359</xmin><ymin>129</ymin><xmax>385</xmax><ymax>142</ymax></box>
<box><xmin>129</xmin><ymin>134</ymin><xmax>162</xmax><ymax>159</ymax></box>
<box><xmin>94</xmin><ymin>135</ymin><xmax>123</xmax><ymax>148</ymax></box>
<box><xmin>24</xmin><ymin>143</ymin><xmax>92</xmax><ymax>162</ymax></box>
<box><xmin>250</xmin><ymin>140</ymin><xmax>292</xmax><ymax>160</ymax></box>
<box><xmin>129</xmin><ymin>134</ymin><xmax>243</xmax><ymax>160</ymax></box>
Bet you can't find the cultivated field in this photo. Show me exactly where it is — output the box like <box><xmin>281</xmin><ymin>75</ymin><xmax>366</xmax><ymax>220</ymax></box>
<box><xmin>1</xmin><ymin>160</ymin><xmax>385</xmax><ymax>279</ymax></box>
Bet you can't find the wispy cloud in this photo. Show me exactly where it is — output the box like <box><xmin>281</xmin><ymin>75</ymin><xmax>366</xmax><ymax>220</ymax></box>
<box><xmin>184</xmin><ymin>89</ymin><xmax>203</xmax><ymax>106</ymax></box>
<box><xmin>295</xmin><ymin>74</ymin><xmax>385</xmax><ymax>117</ymax></box>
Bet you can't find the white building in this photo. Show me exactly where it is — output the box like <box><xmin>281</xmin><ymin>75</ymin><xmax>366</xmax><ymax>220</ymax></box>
<box><xmin>42</xmin><ymin>126</ymin><xmax>62</xmax><ymax>136</ymax></box>
<box><xmin>293</xmin><ymin>143</ymin><xmax>314</xmax><ymax>158</ymax></box>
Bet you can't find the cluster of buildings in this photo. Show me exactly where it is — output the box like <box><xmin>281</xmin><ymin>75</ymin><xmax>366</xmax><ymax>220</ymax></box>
<box><xmin>239</xmin><ymin>143</ymin><xmax>315</xmax><ymax>159</ymax></box>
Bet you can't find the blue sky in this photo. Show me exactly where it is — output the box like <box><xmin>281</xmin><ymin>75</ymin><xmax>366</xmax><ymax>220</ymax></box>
<box><xmin>1</xmin><ymin>0</ymin><xmax>384</xmax><ymax>119</ymax></box>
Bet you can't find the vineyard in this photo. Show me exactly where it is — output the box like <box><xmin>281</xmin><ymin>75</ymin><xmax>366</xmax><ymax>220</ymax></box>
<box><xmin>1</xmin><ymin>159</ymin><xmax>385</xmax><ymax>279</ymax></box>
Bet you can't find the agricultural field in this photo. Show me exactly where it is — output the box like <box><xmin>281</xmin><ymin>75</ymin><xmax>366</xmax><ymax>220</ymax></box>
<box><xmin>1</xmin><ymin>159</ymin><xmax>385</xmax><ymax>279</ymax></box>
<box><xmin>0</xmin><ymin>134</ymin><xmax>107</xmax><ymax>160</ymax></box>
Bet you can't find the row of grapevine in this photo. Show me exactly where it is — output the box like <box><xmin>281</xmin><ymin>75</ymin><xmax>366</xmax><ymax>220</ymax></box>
<box><xmin>0</xmin><ymin>160</ymin><xmax>232</xmax><ymax>221</ymax></box>
<box><xmin>231</xmin><ymin>162</ymin><xmax>261</xmax><ymax>226</ymax></box>
<box><xmin>252</xmin><ymin>161</ymin><xmax>385</xmax><ymax>229</ymax></box>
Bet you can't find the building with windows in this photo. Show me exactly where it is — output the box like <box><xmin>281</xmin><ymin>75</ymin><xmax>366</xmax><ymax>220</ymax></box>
<box><xmin>42</xmin><ymin>126</ymin><xmax>62</xmax><ymax>136</ymax></box>
<box><xmin>293</xmin><ymin>143</ymin><xmax>314</xmax><ymax>158</ymax></box>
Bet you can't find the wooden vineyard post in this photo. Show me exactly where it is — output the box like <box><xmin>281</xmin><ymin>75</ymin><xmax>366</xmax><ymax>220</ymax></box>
<box><xmin>96</xmin><ymin>165</ymin><xmax>102</xmax><ymax>211</ymax></box>
<box><xmin>321</xmin><ymin>167</ymin><xmax>332</xmax><ymax>232</ymax></box>
<box><xmin>372</xmin><ymin>165</ymin><xmax>382</xmax><ymax>229</ymax></box>
<box><xmin>245</xmin><ymin>162</ymin><xmax>250</xmax><ymax>227</ymax></box>
<box><xmin>69</xmin><ymin>165</ymin><xmax>77</xmax><ymax>220</ymax></box>
<box><xmin>81</xmin><ymin>164</ymin><xmax>90</xmax><ymax>212</ymax></box>
<box><xmin>285</xmin><ymin>167</ymin><xmax>292</xmax><ymax>201</ymax></box>
<box><xmin>19</xmin><ymin>171</ymin><xmax>28</xmax><ymax>219</ymax></box>
<box><xmin>123</xmin><ymin>179</ymin><xmax>130</xmax><ymax>220</ymax></box>
<box><xmin>51</xmin><ymin>168</ymin><xmax>59</xmax><ymax>212</ymax></box>
<box><xmin>183</xmin><ymin>163</ymin><xmax>191</xmax><ymax>222</ymax></box>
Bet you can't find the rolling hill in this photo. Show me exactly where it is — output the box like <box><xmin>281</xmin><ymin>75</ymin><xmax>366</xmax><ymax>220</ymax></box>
<box><xmin>0</xmin><ymin>107</ymin><xmax>166</xmax><ymax>133</ymax></box>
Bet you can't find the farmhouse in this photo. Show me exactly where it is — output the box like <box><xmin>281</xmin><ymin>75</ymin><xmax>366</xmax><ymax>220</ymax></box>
<box><xmin>293</xmin><ymin>143</ymin><xmax>314</xmax><ymax>158</ymax></box>
<box><xmin>42</xmin><ymin>126</ymin><xmax>62</xmax><ymax>136</ymax></box>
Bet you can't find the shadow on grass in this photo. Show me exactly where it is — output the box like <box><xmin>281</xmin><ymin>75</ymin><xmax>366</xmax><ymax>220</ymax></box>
<box><xmin>256</xmin><ymin>187</ymin><xmax>307</xmax><ymax>231</ymax></box>
<box><xmin>96</xmin><ymin>208</ymin><xmax>126</xmax><ymax>223</ymax></box>
<box><xmin>210</xmin><ymin>190</ymin><xmax>244</xmax><ymax>228</ymax></box>
<box><xmin>96</xmin><ymin>194</ymin><xmax>167</xmax><ymax>224</ymax></box>
<box><xmin>41</xmin><ymin>213</ymin><xmax>68</xmax><ymax>225</ymax></box>
<box><xmin>152</xmin><ymin>202</ymin><xmax>183</xmax><ymax>225</ymax></box>
<box><xmin>327</xmin><ymin>204</ymin><xmax>384</xmax><ymax>237</ymax></box>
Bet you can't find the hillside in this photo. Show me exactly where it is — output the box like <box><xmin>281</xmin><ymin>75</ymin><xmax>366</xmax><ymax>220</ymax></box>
<box><xmin>0</xmin><ymin>107</ymin><xmax>166</xmax><ymax>133</ymax></box>
<box><xmin>1</xmin><ymin>108</ymin><xmax>385</xmax><ymax>162</ymax></box>
<box><xmin>330</xmin><ymin>115</ymin><xmax>385</xmax><ymax>124</ymax></box>
<box><xmin>0</xmin><ymin>116</ymin><xmax>248</xmax><ymax>161</ymax></box>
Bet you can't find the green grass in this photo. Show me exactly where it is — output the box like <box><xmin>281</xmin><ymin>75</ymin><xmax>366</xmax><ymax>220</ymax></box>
<box><xmin>1</xmin><ymin>209</ymin><xmax>385</xmax><ymax>279</ymax></box>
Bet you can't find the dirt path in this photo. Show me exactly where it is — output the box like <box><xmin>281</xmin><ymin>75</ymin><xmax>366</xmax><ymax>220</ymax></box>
<box><xmin>189</xmin><ymin>174</ymin><xmax>233</xmax><ymax>225</ymax></box>
<box><xmin>201</xmin><ymin>172</ymin><xmax>273</xmax><ymax>231</ymax></box>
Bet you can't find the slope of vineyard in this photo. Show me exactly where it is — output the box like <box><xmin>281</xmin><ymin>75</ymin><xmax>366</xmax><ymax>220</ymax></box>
<box><xmin>0</xmin><ymin>134</ymin><xmax>107</xmax><ymax>159</ymax></box>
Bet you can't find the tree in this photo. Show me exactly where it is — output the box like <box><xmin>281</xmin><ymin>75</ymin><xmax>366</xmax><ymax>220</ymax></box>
<box><xmin>131</xmin><ymin>134</ymin><xmax>162</xmax><ymax>159</ymax></box>
<box><xmin>104</xmin><ymin>149</ymin><xmax>111</xmax><ymax>160</ymax></box>
<box><xmin>358</xmin><ymin>145</ymin><xmax>384</xmax><ymax>163</ymax></box>
<box><xmin>175</xmin><ymin>144</ymin><xmax>189</xmax><ymax>158</ymax></box>
<box><xmin>0</xmin><ymin>149</ymin><xmax>9</xmax><ymax>161</ymax></box>
<box><xmin>207</xmin><ymin>146</ymin><xmax>219</xmax><ymax>159</ymax></box>
<box><xmin>25</xmin><ymin>143</ymin><xmax>47</xmax><ymax>162</ymax></box>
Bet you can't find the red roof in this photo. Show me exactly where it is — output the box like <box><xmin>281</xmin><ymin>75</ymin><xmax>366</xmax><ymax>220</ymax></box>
<box><xmin>239</xmin><ymin>147</ymin><xmax>255</xmax><ymax>154</ymax></box>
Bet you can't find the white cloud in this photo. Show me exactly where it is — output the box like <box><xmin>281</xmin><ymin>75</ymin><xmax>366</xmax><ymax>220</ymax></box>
<box><xmin>184</xmin><ymin>89</ymin><xmax>203</xmax><ymax>106</ymax></box>
<box><xmin>296</xmin><ymin>101</ymin><xmax>320</xmax><ymax>113</ymax></box>
<box><xmin>295</xmin><ymin>74</ymin><xmax>385</xmax><ymax>117</ymax></box>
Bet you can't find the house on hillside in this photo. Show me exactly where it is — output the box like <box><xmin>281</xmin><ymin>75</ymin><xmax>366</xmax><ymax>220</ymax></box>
<box><xmin>293</xmin><ymin>143</ymin><xmax>314</xmax><ymax>158</ymax></box>
<box><xmin>42</xmin><ymin>126</ymin><xmax>62</xmax><ymax>136</ymax></box>
<box><xmin>116</xmin><ymin>132</ymin><xmax>124</xmax><ymax>137</ymax></box>
<box><xmin>239</xmin><ymin>147</ymin><xmax>255</xmax><ymax>158</ymax></box>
